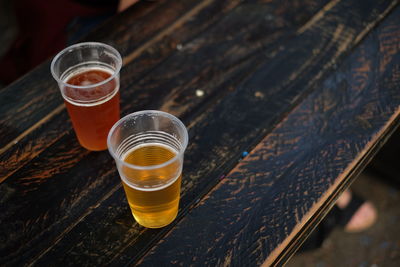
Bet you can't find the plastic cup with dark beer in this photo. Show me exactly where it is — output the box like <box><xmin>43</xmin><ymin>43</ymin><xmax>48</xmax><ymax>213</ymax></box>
<box><xmin>51</xmin><ymin>42</ymin><xmax>122</xmax><ymax>151</ymax></box>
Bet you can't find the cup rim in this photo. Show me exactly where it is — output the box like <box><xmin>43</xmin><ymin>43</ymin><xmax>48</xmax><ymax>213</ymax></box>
<box><xmin>107</xmin><ymin>110</ymin><xmax>189</xmax><ymax>171</ymax></box>
<box><xmin>50</xmin><ymin>42</ymin><xmax>122</xmax><ymax>89</ymax></box>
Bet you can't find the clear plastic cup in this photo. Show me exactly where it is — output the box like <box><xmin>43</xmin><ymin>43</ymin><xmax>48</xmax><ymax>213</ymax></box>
<box><xmin>107</xmin><ymin>110</ymin><xmax>189</xmax><ymax>228</ymax></box>
<box><xmin>51</xmin><ymin>42</ymin><xmax>122</xmax><ymax>151</ymax></box>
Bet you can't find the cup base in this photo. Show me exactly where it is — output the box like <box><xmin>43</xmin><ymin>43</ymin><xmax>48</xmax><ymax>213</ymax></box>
<box><xmin>132</xmin><ymin>208</ymin><xmax>178</xmax><ymax>228</ymax></box>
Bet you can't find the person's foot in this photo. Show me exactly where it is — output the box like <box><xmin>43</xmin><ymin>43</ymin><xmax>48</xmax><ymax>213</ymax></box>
<box><xmin>336</xmin><ymin>190</ymin><xmax>377</xmax><ymax>233</ymax></box>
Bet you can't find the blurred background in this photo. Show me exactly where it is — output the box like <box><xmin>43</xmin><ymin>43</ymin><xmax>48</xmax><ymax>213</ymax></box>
<box><xmin>1</xmin><ymin>0</ymin><xmax>399</xmax><ymax>266</ymax></box>
<box><xmin>0</xmin><ymin>0</ymin><xmax>120</xmax><ymax>87</ymax></box>
<box><xmin>0</xmin><ymin>0</ymin><xmax>16</xmax><ymax>88</ymax></box>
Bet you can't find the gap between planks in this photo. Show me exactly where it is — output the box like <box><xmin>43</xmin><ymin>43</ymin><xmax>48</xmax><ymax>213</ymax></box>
<box><xmin>297</xmin><ymin>0</ymin><xmax>341</xmax><ymax>34</ymax></box>
<box><xmin>122</xmin><ymin>0</ymin><xmax>214</xmax><ymax>66</ymax></box>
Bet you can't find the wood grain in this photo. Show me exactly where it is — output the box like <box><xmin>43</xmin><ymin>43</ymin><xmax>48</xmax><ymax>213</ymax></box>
<box><xmin>0</xmin><ymin>0</ymin><xmax>331</xmax><ymax>265</ymax></box>
<box><xmin>139</xmin><ymin>6</ymin><xmax>400</xmax><ymax>266</ymax></box>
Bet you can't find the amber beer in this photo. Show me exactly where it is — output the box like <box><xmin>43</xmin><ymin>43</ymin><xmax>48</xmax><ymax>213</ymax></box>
<box><xmin>121</xmin><ymin>143</ymin><xmax>181</xmax><ymax>228</ymax></box>
<box><xmin>51</xmin><ymin>42</ymin><xmax>122</xmax><ymax>151</ymax></box>
<box><xmin>107</xmin><ymin>111</ymin><xmax>189</xmax><ymax>228</ymax></box>
<box><xmin>63</xmin><ymin>68</ymin><xmax>120</xmax><ymax>150</ymax></box>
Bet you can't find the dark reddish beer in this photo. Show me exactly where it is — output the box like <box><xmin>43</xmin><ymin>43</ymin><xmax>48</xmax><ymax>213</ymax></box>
<box><xmin>64</xmin><ymin>68</ymin><xmax>120</xmax><ymax>151</ymax></box>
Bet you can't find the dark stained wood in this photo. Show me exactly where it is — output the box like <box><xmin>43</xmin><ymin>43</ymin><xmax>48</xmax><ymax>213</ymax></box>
<box><xmin>0</xmin><ymin>0</ymin><xmax>399</xmax><ymax>266</ymax></box>
<box><xmin>138</xmin><ymin>6</ymin><xmax>400</xmax><ymax>266</ymax></box>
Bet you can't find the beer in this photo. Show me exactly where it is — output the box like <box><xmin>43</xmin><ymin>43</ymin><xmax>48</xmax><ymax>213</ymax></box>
<box><xmin>63</xmin><ymin>68</ymin><xmax>120</xmax><ymax>151</ymax></box>
<box><xmin>121</xmin><ymin>143</ymin><xmax>181</xmax><ymax>228</ymax></box>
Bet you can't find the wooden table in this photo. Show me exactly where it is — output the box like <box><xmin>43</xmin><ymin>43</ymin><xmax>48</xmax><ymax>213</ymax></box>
<box><xmin>1</xmin><ymin>0</ymin><xmax>399</xmax><ymax>266</ymax></box>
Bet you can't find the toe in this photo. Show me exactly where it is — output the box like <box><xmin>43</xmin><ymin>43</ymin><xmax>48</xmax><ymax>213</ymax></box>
<box><xmin>345</xmin><ymin>202</ymin><xmax>377</xmax><ymax>233</ymax></box>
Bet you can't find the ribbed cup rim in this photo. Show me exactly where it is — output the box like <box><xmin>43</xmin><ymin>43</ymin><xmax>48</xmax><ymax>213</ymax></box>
<box><xmin>50</xmin><ymin>42</ymin><xmax>122</xmax><ymax>89</ymax></box>
<box><xmin>107</xmin><ymin>110</ymin><xmax>189</xmax><ymax>171</ymax></box>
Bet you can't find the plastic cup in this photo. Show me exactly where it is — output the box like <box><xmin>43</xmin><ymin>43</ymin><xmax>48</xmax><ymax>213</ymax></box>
<box><xmin>107</xmin><ymin>110</ymin><xmax>189</xmax><ymax>228</ymax></box>
<box><xmin>51</xmin><ymin>42</ymin><xmax>122</xmax><ymax>151</ymax></box>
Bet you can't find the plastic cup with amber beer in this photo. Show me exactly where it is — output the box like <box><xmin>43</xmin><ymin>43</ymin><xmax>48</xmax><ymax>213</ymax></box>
<box><xmin>51</xmin><ymin>42</ymin><xmax>122</xmax><ymax>151</ymax></box>
<box><xmin>107</xmin><ymin>111</ymin><xmax>189</xmax><ymax>228</ymax></box>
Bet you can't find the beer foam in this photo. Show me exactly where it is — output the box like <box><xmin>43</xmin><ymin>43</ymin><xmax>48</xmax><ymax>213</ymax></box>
<box><xmin>62</xmin><ymin>65</ymin><xmax>113</xmax><ymax>81</ymax></box>
<box><xmin>61</xmin><ymin>65</ymin><xmax>119</xmax><ymax>107</ymax></box>
<box><xmin>62</xmin><ymin>85</ymin><xmax>119</xmax><ymax>107</ymax></box>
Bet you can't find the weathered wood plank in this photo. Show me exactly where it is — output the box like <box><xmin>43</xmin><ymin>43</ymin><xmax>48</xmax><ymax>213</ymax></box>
<box><xmin>24</xmin><ymin>0</ymin><xmax>399</xmax><ymax>266</ymax></box>
<box><xmin>138</xmin><ymin>6</ymin><xmax>400</xmax><ymax>266</ymax></box>
<box><xmin>0</xmin><ymin>0</ymin><xmax>331</xmax><ymax>266</ymax></box>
